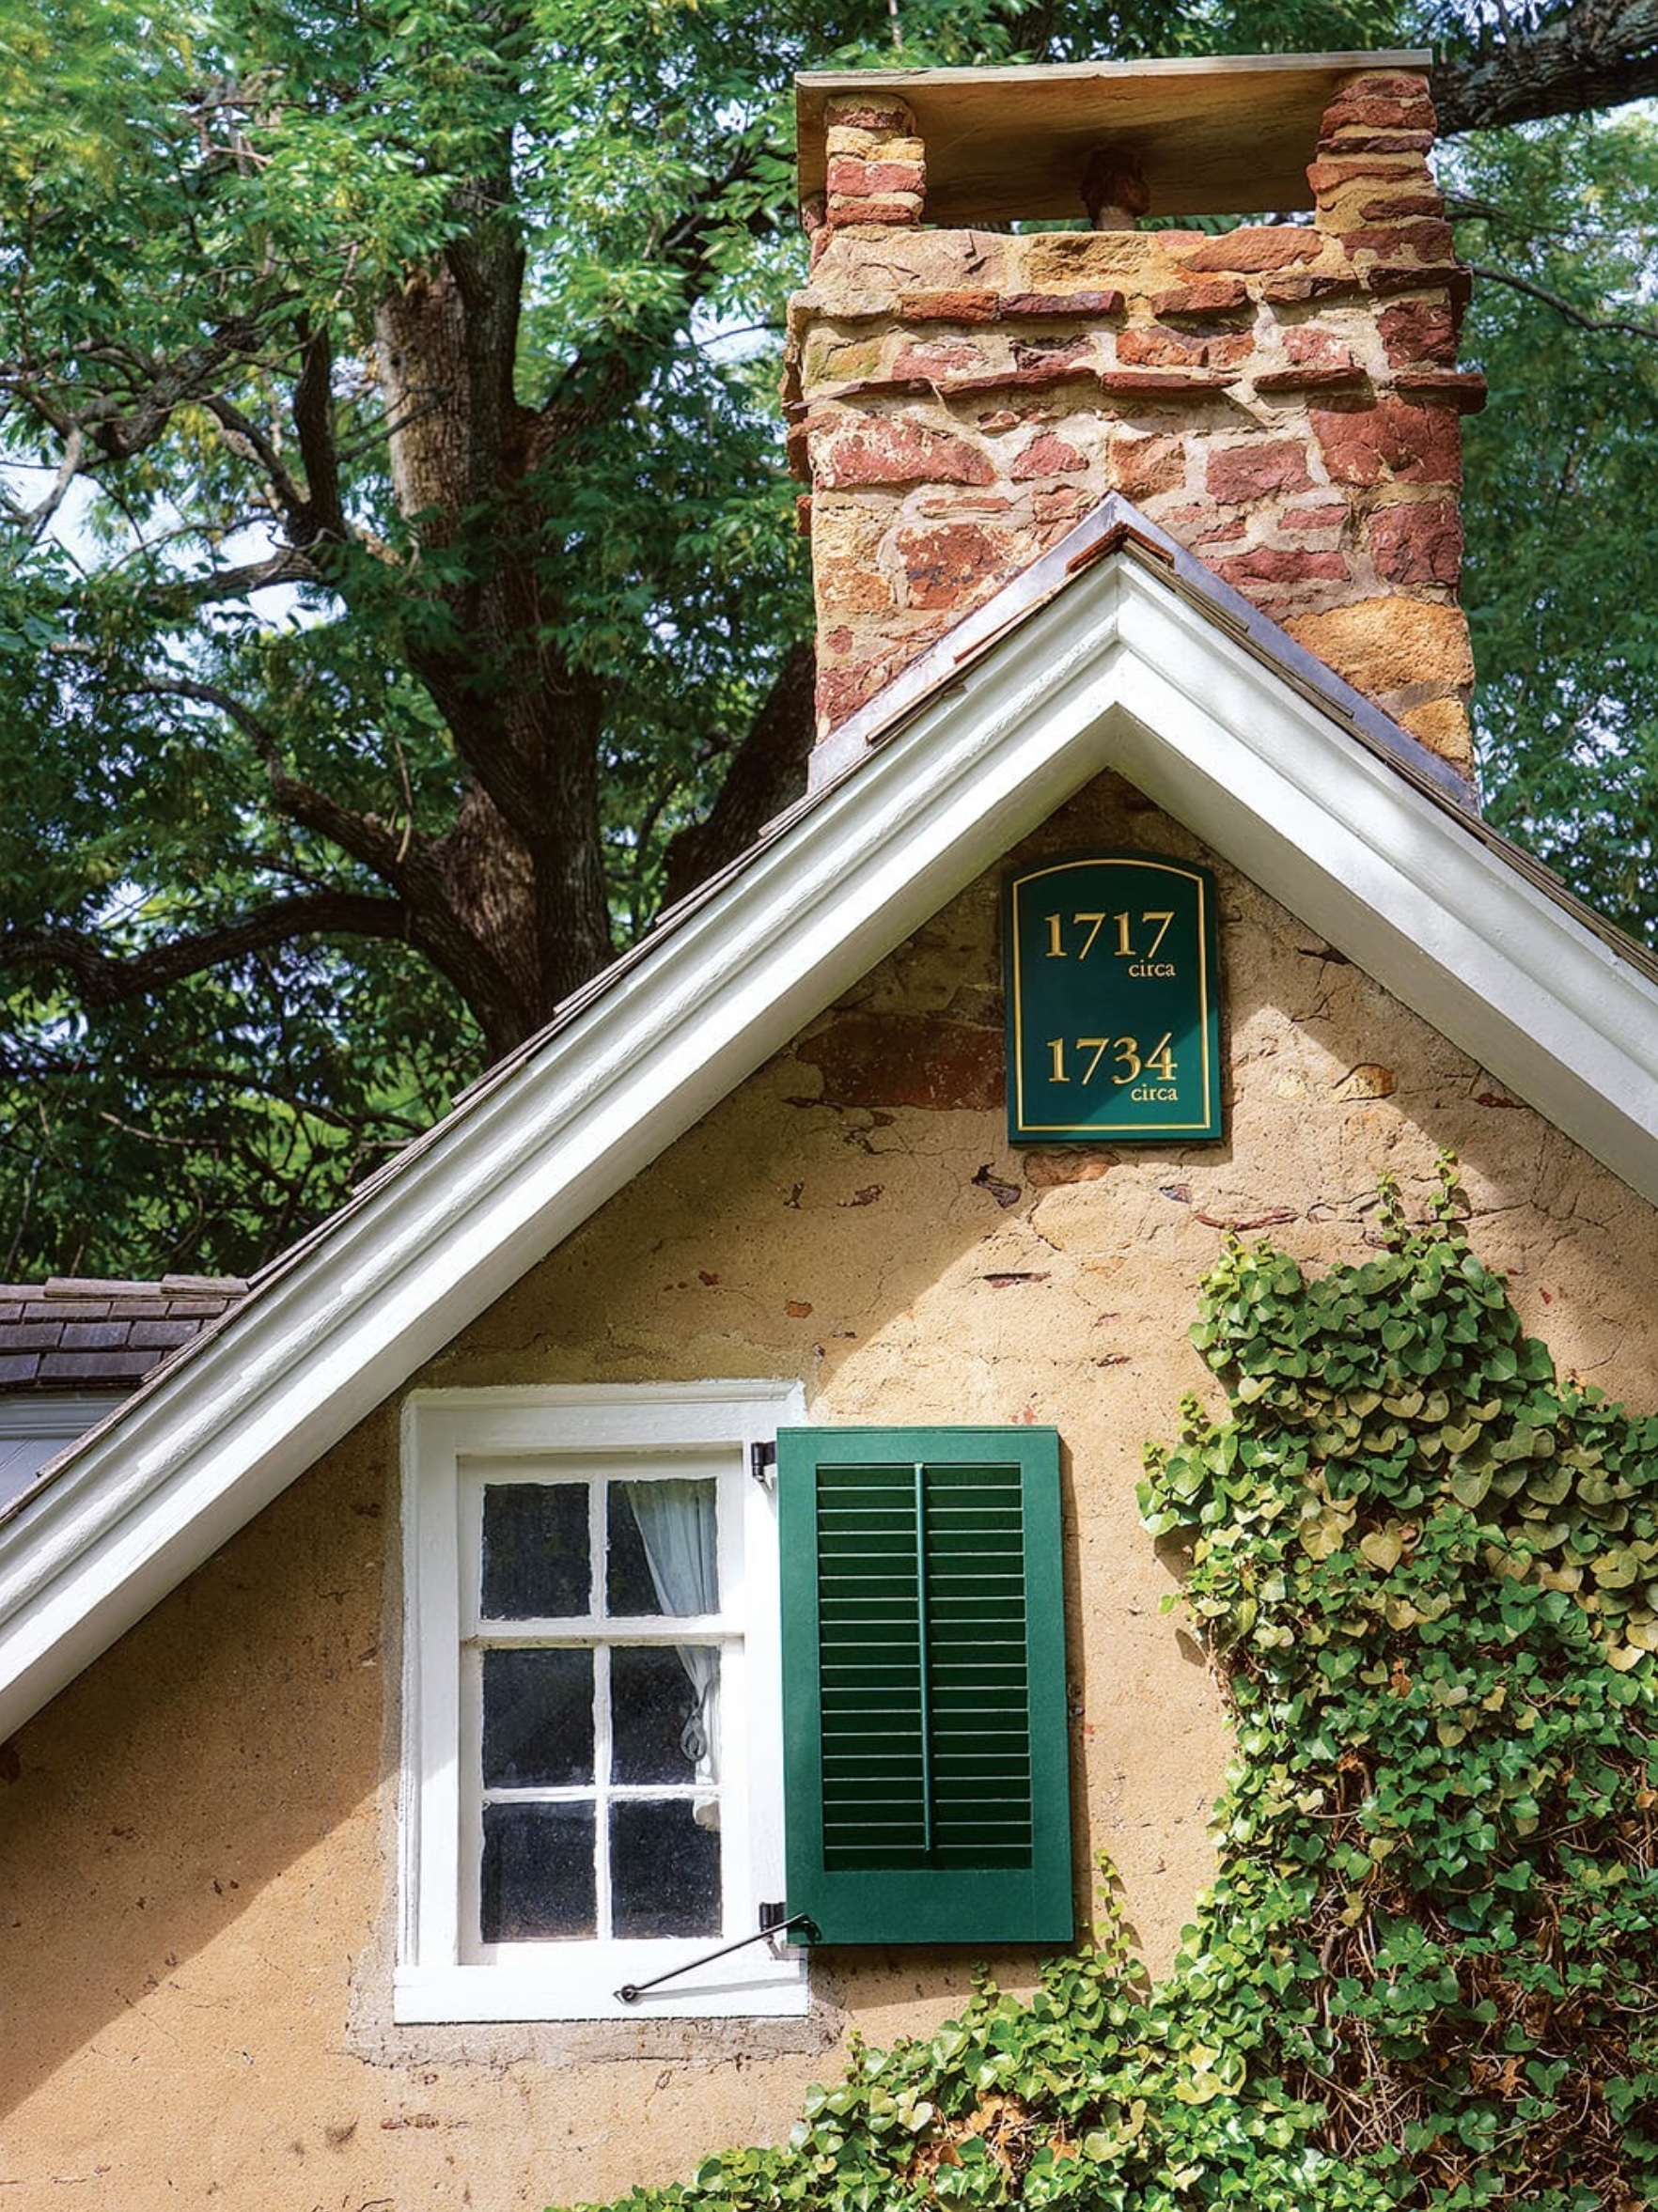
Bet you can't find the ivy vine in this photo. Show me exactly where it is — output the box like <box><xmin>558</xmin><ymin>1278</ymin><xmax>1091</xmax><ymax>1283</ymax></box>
<box><xmin>577</xmin><ymin>1168</ymin><xmax>1658</xmax><ymax>2212</ymax></box>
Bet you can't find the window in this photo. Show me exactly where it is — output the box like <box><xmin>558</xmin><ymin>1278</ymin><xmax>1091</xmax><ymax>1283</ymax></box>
<box><xmin>398</xmin><ymin>1383</ymin><xmax>807</xmax><ymax>2023</ymax></box>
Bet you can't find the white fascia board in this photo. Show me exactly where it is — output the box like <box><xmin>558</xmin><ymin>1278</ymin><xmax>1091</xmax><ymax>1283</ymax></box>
<box><xmin>3</xmin><ymin>551</ymin><xmax>1656</xmax><ymax>1740</ymax></box>
<box><xmin>1095</xmin><ymin>564</ymin><xmax>1658</xmax><ymax>1194</ymax></box>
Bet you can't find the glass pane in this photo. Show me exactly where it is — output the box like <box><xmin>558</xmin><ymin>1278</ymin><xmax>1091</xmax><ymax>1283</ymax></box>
<box><xmin>605</xmin><ymin>1486</ymin><xmax>661</xmax><ymax>1615</ymax></box>
<box><xmin>607</xmin><ymin>1478</ymin><xmax>718</xmax><ymax>1616</ymax></box>
<box><xmin>610</xmin><ymin>1799</ymin><xmax>721</xmax><ymax>1939</ymax></box>
<box><xmin>480</xmin><ymin>1802</ymin><xmax>595</xmax><ymax>1941</ymax></box>
<box><xmin>482</xmin><ymin>1647</ymin><xmax>593</xmax><ymax>1787</ymax></box>
<box><xmin>481</xmin><ymin>1483</ymin><xmax>589</xmax><ymax>1619</ymax></box>
<box><xmin>612</xmin><ymin>1645</ymin><xmax>709</xmax><ymax>1784</ymax></box>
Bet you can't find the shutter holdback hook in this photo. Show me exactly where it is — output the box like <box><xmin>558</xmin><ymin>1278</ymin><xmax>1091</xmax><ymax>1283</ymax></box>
<box><xmin>615</xmin><ymin>1912</ymin><xmax>818</xmax><ymax>2003</ymax></box>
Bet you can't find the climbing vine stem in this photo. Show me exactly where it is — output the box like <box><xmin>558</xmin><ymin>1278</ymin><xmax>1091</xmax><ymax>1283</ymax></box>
<box><xmin>575</xmin><ymin>1163</ymin><xmax>1658</xmax><ymax>2212</ymax></box>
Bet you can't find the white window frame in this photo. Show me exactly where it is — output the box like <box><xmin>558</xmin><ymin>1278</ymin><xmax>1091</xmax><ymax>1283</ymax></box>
<box><xmin>398</xmin><ymin>1381</ymin><xmax>808</xmax><ymax>2023</ymax></box>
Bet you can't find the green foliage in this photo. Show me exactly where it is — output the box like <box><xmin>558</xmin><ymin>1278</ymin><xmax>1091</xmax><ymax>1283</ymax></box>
<box><xmin>572</xmin><ymin>1175</ymin><xmax>1658</xmax><ymax>2212</ymax></box>
<box><xmin>1454</xmin><ymin>111</ymin><xmax>1658</xmax><ymax>946</ymax></box>
<box><xmin>3</xmin><ymin>0</ymin><xmax>1657</xmax><ymax>1278</ymax></box>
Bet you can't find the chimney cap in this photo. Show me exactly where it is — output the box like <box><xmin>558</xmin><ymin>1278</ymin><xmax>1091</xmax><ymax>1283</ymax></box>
<box><xmin>797</xmin><ymin>52</ymin><xmax>1434</xmax><ymax>224</ymax></box>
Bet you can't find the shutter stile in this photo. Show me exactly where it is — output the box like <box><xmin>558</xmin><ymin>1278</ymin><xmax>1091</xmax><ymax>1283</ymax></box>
<box><xmin>779</xmin><ymin>1427</ymin><xmax>1072</xmax><ymax>1946</ymax></box>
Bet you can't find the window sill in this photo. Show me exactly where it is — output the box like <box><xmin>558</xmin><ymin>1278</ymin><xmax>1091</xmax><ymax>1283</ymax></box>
<box><xmin>394</xmin><ymin>1944</ymin><xmax>809</xmax><ymax>2024</ymax></box>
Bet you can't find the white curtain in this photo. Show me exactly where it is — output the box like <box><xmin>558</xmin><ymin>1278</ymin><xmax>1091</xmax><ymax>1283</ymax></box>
<box><xmin>623</xmin><ymin>1480</ymin><xmax>722</xmax><ymax>1830</ymax></box>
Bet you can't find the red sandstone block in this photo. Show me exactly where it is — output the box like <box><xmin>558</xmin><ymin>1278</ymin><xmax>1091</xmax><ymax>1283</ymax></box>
<box><xmin>1010</xmin><ymin>431</ymin><xmax>1088</xmax><ymax>479</ymax></box>
<box><xmin>817</xmin><ymin>658</ymin><xmax>889</xmax><ymax>729</ymax></box>
<box><xmin>823</xmin><ymin>99</ymin><xmax>915</xmax><ymax>133</ymax></box>
<box><xmin>1325</xmin><ymin>130</ymin><xmax>1435</xmax><ymax>154</ymax></box>
<box><xmin>1358</xmin><ymin>192</ymin><xmax>1445</xmax><ymax>222</ymax></box>
<box><xmin>1155</xmin><ymin>501</ymin><xmax>1225</xmax><ymax>536</ymax></box>
<box><xmin>1033</xmin><ymin>485</ymin><xmax>1090</xmax><ymax>524</ymax></box>
<box><xmin>1368</xmin><ymin>263</ymin><xmax>1472</xmax><ymax>305</ymax></box>
<box><xmin>1259</xmin><ymin>272</ymin><xmax>1363</xmax><ymax>304</ymax></box>
<box><xmin>826</xmin><ymin>198</ymin><xmax>920</xmax><ymax>227</ymax></box>
<box><xmin>1336</xmin><ymin>70</ymin><xmax>1433</xmax><ymax>99</ymax></box>
<box><xmin>1342</xmin><ymin>219</ymin><xmax>1456</xmax><ymax>263</ymax></box>
<box><xmin>1011</xmin><ymin>334</ymin><xmax>1093</xmax><ymax>371</ymax></box>
<box><xmin>1369</xmin><ymin>500</ymin><xmax>1463</xmax><ymax>586</ymax></box>
<box><xmin>825</xmin><ymin>156</ymin><xmax>926</xmax><ymax>198</ymax></box>
<box><xmin>1207</xmin><ymin>439</ymin><xmax>1314</xmax><ymax>504</ymax></box>
<box><xmin>896</xmin><ymin>520</ymin><xmax>1014</xmax><ymax>611</ymax></box>
<box><xmin>814</xmin><ymin>414</ymin><xmax>997</xmax><ymax>489</ymax></box>
<box><xmin>1097</xmin><ymin>368</ymin><xmax>1239</xmax><ymax>397</ymax></box>
<box><xmin>1379</xmin><ymin>298</ymin><xmax>1460</xmax><ymax>366</ymax></box>
<box><xmin>1109</xmin><ymin>432</ymin><xmax>1188</xmax><ymax>502</ymax></box>
<box><xmin>1313</xmin><ymin>397</ymin><xmax>1462</xmax><ymax>488</ymax></box>
<box><xmin>1212</xmin><ymin>547</ymin><xmax>1352</xmax><ymax>589</ymax></box>
<box><xmin>1256</xmin><ymin>324</ymin><xmax>1365</xmax><ymax>394</ymax></box>
<box><xmin>1255</xmin><ymin>364</ymin><xmax>1368</xmax><ymax>394</ymax></box>
<box><xmin>892</xmin><ymin>338</ymin><xmax>989</xmax><ymax>382</ymax></box>
<box><xmin>1288</xmin><ymin>327</ymin><xmax>1358</xmax><ymax>370</ymax></box>
<box><xmin>796</xmin><ymin>494</ymin><xmax>813</xmax><ymax>537</ymax></box>
<box><xmin>1395</xmin><ymin>368</ymin><xmax>1488</xmax><ymax>413</ymax></box>
<box><xmin>998</xmin><ymin>289</ymin><xmax>1124</xmax><ymax>319</ymax></box>
<box><xmin>1306</xmin><ymin>156</ymin><xmax>1424</xmax><ymax>194</ymax></box>
<box><xmin>1281</xmin><ymin>502</ymin><xmax>1350</xmax><ymax>534</ymax></box>
<box><xmin>1118</xmin><ymin>325</ymin><xmax>1254</xmax><ymax>371</ymax></box>
<box><xmin>1182</xmin><ymin>228</ymin><xmax>1325</xmax><ymax>274</ymax></box>
<box><xmin>1118</xmin><ymin>324</ymin><xmax>1205</xmax><ymax>367</ymax></box>
<box><xmin>1150</xmin><ymin>278</ymin><xmax>1250</xmax><ymax>316</ymax></box>
<box><xmin>899</xmin><ymin>288</ymin><xmax>1000</xmax><ymax>323</ymax></box>
<box><xmin>1321</xmin><ymin>92</ymin><xmax>1436</xmax><ymax>134</ymax></box>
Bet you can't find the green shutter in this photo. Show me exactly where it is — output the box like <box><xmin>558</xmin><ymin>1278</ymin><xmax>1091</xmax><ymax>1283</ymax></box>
<box><xmin>778</xmin><ymin>1426</ymin><xmax>1072</xmax><ymax>1946</ymax></box>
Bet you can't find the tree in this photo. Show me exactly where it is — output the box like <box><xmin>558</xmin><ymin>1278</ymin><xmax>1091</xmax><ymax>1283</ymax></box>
<box><xmin>1</xmin><ymin>0</ymin><xmax>1655</xmax><ymax>1276</ymax></box>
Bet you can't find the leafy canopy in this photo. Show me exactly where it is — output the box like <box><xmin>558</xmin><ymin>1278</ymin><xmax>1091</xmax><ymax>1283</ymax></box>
<box><xmin>2</xmin><ymin>0</ymin><xmax>1657</xmax><ymax>1275</ymax></box>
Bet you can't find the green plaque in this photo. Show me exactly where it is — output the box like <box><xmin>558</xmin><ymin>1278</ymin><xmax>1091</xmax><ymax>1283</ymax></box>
<box><xmin>1004</xmin><ymin>852</ymin><xmax>1223</xmax><ymax>1145</ymax></box>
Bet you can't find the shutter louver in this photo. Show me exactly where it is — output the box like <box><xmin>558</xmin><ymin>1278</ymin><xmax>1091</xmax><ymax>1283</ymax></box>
<box><xmin>780</xmin><ymin>1427</ymin><xmax>1071</xmax><ymax>1946</ymax></box>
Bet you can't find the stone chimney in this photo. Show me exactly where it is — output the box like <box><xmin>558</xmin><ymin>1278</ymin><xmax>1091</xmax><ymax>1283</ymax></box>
<box><xmin>785</xmin><ymin>55</ymin><xmax>1484</xmax><ymax>786</ymax></box>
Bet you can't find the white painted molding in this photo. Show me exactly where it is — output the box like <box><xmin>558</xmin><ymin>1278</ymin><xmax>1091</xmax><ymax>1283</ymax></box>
<box><xmin>2</xmin><ymin>545</ymin><xmax>1655</xmax><ymax>1742</ymax></box>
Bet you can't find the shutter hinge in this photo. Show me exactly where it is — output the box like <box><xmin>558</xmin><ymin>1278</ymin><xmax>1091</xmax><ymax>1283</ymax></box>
<box><xmin>750</xmin><ymin>1439</ymin><xmax>777</xmax><ymax>1487</ymax></box>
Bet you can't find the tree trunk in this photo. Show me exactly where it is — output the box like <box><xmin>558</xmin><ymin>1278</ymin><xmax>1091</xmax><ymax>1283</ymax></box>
<box><xmin>375</xmin><ymin>214</ymin><xmax>617</xmax><ymax>1050</ymax></box>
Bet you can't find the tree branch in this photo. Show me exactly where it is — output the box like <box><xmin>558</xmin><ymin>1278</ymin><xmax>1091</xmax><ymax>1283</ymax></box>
<box><xmin>289</xmin><ymin>317</ymin><xmax>348</xmax><ymax>545</ymax></box>
<box><xmin>145</xmin><ymin>547</ymin><xmax>322</xmax><ymax>608</ymax></box>
<box><xmin>1463</xmin><ymin>259</ymin><xmax>1658</xmax><ymax>344</ymax></box>
<box><xmin>662</xmin><ymin>638</ymin><xmax>815</xmax><ymax>906</ymax></box>
<box><xmin>1</xmin><ymin>894</ymin><xmax>414</xmax><ymax>1007</ymax></box>
<box><xmin>81</xmin><ymin>316</ymin><xmax>266</xmax><ymax>460</ymax></box>
<box><xmin>1434</xmin><ymin>0</ymin><xmax>1658</xmax><ymax>134</ymax></box>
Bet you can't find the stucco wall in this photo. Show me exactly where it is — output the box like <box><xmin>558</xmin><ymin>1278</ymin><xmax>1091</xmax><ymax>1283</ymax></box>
<box><xmin>4</xmin><ymin>773</ymin><xmax>1656</xmax><ymax>2207</ymax></box>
